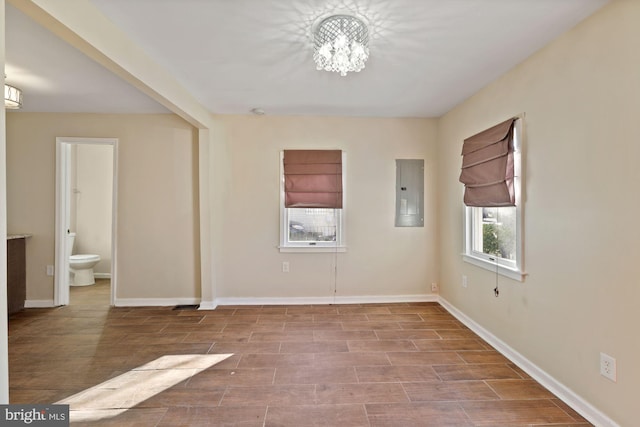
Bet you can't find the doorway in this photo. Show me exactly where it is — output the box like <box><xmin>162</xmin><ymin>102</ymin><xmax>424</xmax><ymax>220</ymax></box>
<box><xmin>55</xmin><ymin>137</ymin><xmax>118</xmax><ymax>306</ymax></box>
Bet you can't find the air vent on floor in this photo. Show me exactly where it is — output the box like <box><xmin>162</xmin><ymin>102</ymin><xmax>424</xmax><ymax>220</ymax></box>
<box><xmin>172</xmin><ymin>304</ymin><xmax>200</xmax><ymax>310</ymax></box>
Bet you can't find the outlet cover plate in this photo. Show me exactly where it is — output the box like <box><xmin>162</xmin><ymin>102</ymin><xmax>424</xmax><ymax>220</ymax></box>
<box><xmin>600</xmin><ymin>352</ymin><xmax>617</xmax><ymax>382</ymax></box>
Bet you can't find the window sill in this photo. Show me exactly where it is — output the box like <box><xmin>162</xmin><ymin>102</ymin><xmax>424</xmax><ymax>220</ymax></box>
<box><xmin>279</xmin><ymin>245</ymin><xmax>347</xmax><ymax>253</ymax></box>
<box><xmin>462</xmin><ymin>254</ymin><xmax>526</xmax><ymax>282</ymax></box>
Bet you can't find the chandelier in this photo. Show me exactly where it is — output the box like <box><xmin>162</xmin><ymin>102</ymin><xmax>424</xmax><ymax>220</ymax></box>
<box><xmin>313</xmin><ymin>14</ymin><xmax>370</xmax><ymax>77</ymax></box>
<box><xmin>4</xmin><ymin>83</ymin><xmax>22</xmax><ymax>109</ymax></box>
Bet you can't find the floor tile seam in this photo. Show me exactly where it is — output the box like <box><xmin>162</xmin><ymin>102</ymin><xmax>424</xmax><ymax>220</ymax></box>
<box><xmin>397</xmin><ymin>381</ymin><xmax>413</xmax><ymax>403</ymax></box>
<box><xmin>504</xmin><ymin>363</ymin><xmax>530</xmax><ymax>379</ymax></box>
<box><xmin>459</xmin><ymin>397</ymin><xmax>571</xmax><ymax>407</ymax></box>
<box><xmin>381</xmin><ymin>350</ymin><xmax>395</xmax><ymax>369</ymax></box>
<box><xmin>481</xmin><ymin>379</ymin><xmax>508</xmax><ymax>401</ymax></box>
<box><xmin>219</xmin><ymin>383</ymin><xmax>381</xmax><ymax>407</ymax></box>
<box><xmin>150</xmin><ymin>407</ymin><xmax>170</xmax><ymax>427</ymax></box>
<box><xmin>456</xmin><ymin>400</ymin><xmax>477</xmax><ymax>425</ymax></box>
<box><xmin>204</xmin><ymin>341</ymin><xmax>217</xmax><ymax>355</ymax></box>
<box><xmin>192</xmin><ymin>315</ymin><xmax>210</xmax><ymax>326</ymax></box>
<box><xmin>401</xmin><ymin>392</ymin><xmax>502</xmax><ymax>405</ymax></box>
<box><xmin>457</xmin><ymin>399</ymin><xmax>590</xmax><ymax>425</ymax></box>
<box><xmin>256</xmin><ymin>321</ymin><xmax>286</xmax><ymax>331</ymax></box>
<box><xmin>548</xmin><ymin>397</ymin><xmax>590</xmax><ymax>423</ymax></box>
<box><xmin>431</xmin><ymin>365</ymin><xmax>446</xmax><ymax>382</ymax></box>
<box><xmin>265</xmin><ymin>402</ymin><xmax>369</xmax><ymax>408</ymax></box>
<box><xmin>362</xmin><ymin>400</ymin><xmax>471</xmax><ymax>419</ymax></box>
<box><xmin>217</xmin><ymin>385</ymin><xmax>233</xmax><ymax>407</ymax></box>
<box><xmin>407</xmin><ymin>339</ymin><xmax>420</xmax><ymax>352</ymax></box>
<box><xmin>262</xmin><ymin>403</ymin><xmax>371</xmax><ymax>427</ymax></box>
<box><xmin>372</xmin><ymin>329</ymin><xmax>384</xmax><ymax>341</ymax></box>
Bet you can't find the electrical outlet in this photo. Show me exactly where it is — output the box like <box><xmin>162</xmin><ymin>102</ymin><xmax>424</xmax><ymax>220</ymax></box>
<box><xmin>600</xmin><ymin>352</ymin><xmax>617</xmax><ymax>382</ymax></box>
<box><xmin>282</xmin><ymin>262</ymin><xmax>290</xmax><ymax>273</ymax></box>
<box><xmin>462</xmin><ymin>275</ymin><xmax>468</xmax><ymax>288</ymax></box>
<box><xmin>46</xmin><ymin>265</ymin><xmax>55</xmax><ymax>276</ymax></box>
<box><xmin>431</xmin><ymin>283</ymin><xmax>438</xmax><ymax>292</ymax></box>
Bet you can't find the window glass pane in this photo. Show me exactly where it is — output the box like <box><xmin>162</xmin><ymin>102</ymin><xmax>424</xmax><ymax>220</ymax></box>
<box><xmin>288</xmin><ymin>208</ymin><xmax>338</xmax><ymax>242</ymax></box>
<box><xmin>477</xmin><ymin>207</ymin><xmax>516</xmax><ymax>261</ymax></box>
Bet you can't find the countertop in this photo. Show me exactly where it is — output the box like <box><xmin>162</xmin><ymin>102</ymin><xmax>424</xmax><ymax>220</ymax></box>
<box><xmin>7</xmin><ymin>234</ymin><xmax>32</xmax><ymax>240</ymax></box>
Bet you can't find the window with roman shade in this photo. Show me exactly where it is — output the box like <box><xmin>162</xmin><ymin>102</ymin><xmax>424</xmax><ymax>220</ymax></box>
<box><xmin>461</xmin><ymin>116</ymin><xmax>525</xmax><ymax>282</ymax></box>
<box><xmin>459</xmin><ymin>118</ymin><xmax>517</xmax><ymax>207</ymax></box>
<box><xmin>283</xmin><ymin>149</ymin><xmax>343</xmax><ymax>209</ymax></box>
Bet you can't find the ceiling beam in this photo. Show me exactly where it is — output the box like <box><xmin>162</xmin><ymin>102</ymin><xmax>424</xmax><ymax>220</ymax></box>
<box><xmin>8</xmin><ymin>0</ymin><xmax>213</xmax><ymax>129</ymax></box>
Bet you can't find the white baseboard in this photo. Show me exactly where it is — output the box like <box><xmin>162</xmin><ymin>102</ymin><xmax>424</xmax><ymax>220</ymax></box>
<box><xmin>198</xmin><ymin>300</ymin><xmax>218</xmax><ymax>310</ymax></box>
<box><xmin>100</xmin><ymin>294</ymin><xmax>437</xmax><ymax>309</ymax></box>
<box><xmin>93</xmin><ymin>273</ymin><xmax>111</xmax><ymax>279</ymax></box>
<box><xmin>438</xmin><ymin>297</ymin><xmax>619</xmax><ymax>427</ymax></box>
<box><xmin>113</xmin><ymin>298</ymin><xmax>200</xmax><ymax>307</ymax></box>
<box><xmin>114</xmin><ymin>295</ymin><xmax>435</xmax><ymax>309</ymax></box>
<box><xmin>213</xmin><ymin>294</ymin><xmax>437</xmax><ymax>307</ymax></box>
<box><xmin>24</xmin><ymin>299</ymin><xmax>56</xmax><ymax>308</ymax></box>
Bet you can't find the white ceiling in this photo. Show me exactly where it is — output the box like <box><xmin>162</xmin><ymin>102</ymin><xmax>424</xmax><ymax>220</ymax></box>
<box><xmin>4</xmin><ymin>4</ymin><xmax>169</xmax><ymax>114</ymax></box>
<box><xmin>5</xmin><ymin>0</ymin><xmax>609</xmax><ymax>117</ymax></box>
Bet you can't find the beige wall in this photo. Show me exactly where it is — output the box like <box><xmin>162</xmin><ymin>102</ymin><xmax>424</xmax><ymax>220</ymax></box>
<box><xmin>6</xmin><ymin>113</ymin><xmax>200</xmax><ymax>301</ymax></box>
<box><xmin>437</xmin><ymin>1</ymin><xmax>638</xmax><ymax>425</ymax></box>
<box><xmin>213</xmin><ymin>115</ymin><xmax>438</xmax><ymax>300</ymax></box>
<box><xmin>73</xmin><ymin>143</ymin><xmax>113</xmax><ymax>275</ymax></box>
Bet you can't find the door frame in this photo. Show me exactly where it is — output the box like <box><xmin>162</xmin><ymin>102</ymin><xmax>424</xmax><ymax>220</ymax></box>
<box><xmin>54</xmin><ymin>137</ymin><xmax>118</xmax><ymax>306</ymax></box>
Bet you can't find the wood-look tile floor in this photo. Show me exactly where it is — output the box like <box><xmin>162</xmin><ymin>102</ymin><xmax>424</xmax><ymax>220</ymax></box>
<box><xmin>8</xmin><ymin>282</ymin><xmax>592</xmax><ymax>426</ymax></box>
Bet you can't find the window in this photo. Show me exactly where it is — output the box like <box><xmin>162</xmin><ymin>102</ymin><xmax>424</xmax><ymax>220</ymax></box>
<box><xmin>279</xmin><ymin>151</ymin><xmax>346</xmax><ymax>252</ymax></box>
<box><xmin>463</xmin><ymin>118</ymin><xmax>525</xmax><ymax>280</ymax></box>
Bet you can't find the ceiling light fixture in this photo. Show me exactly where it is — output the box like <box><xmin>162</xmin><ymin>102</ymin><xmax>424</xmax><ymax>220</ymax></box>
<box><xmin>4</xmin><ymin>83</ymin><xmax>23</xmax><ymax>109</ymax></box>
<box><xmin>312</xmin><ymin>14</ymin><xmax>369</xmax><ymax>77</ymax></box>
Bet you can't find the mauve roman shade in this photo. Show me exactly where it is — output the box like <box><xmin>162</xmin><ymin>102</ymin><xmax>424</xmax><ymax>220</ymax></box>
<box><xmin>459</xmin><ymin>118</ymin><xmax>517</xmax><ymax>207</ymax></box>
<box><xmin>283</xmin><ymin>149</ymin><xmax>343</xmax><ymax>209</ymax></box>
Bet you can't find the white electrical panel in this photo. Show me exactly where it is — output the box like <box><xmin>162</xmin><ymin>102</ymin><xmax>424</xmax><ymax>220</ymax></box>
<box><xmin>395</xmin><ymin>159</ymin><xmax>424</xmax><ymax>227</ymax></box>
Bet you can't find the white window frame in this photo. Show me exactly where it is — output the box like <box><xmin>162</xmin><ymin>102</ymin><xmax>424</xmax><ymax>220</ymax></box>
<box><xmin>279</xmin><ymin>151</ymin><xmax>347</xmax><ymax>253</ymax></box>
<box><xmin>463</xmin><ymin>118</ymin><xmax>525</xmax><ymax>281</ymax></box>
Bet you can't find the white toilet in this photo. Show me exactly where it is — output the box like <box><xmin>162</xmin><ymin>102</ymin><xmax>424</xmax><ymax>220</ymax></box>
<box><xmin>68</xmin><ymin>232</ymin><xmax>101</xmax><ymax>286</ymax></box>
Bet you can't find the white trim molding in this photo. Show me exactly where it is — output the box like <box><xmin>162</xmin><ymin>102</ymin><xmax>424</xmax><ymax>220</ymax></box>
<box><xmin>114</xmin><ymin>298</ymin><xmax>201</xmax><ymax>307</ymax></box>
<box><xmin>55</xmin><ymin>137</ymin><xmax>119</xmax><ymax>307</ymax></box>
<box><xmin>24</xmin><ymin>300</ymin><xmax>56</xmax><ymax>308</ymax></box>
<box><xmin>212</xmin><ymin>294</ymin><xmax>437</xmax><ymax>307</ymax></box>
<box><xmin>278</xmin><ymin>246</ymin><xmax>347</xmax><ymax>253</ymax></box>
<box><xmin>198</xmin><ymin>300</ymin><xmax>218</xmax><ymax>310</ymax></box>
<box><xmin>116</xmin><ymin>295</ymin><xmax>438</xmax><ymax>310</ymax></box>
<box><xmin>462</xmin><ymin>254</ymin><xmax>526</xmax><ymax>282</ymax></box>
<box><xmin>439</xmin><ymin>297</ymin><xmax>620</xmax><ymax>427</ymax></box>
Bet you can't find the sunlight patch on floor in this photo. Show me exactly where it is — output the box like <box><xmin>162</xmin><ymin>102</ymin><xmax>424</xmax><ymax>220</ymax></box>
<box><xmin>56</xmin><ymin>354</ymin><xmax>233</xmax><ymax>423</ymax></box>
